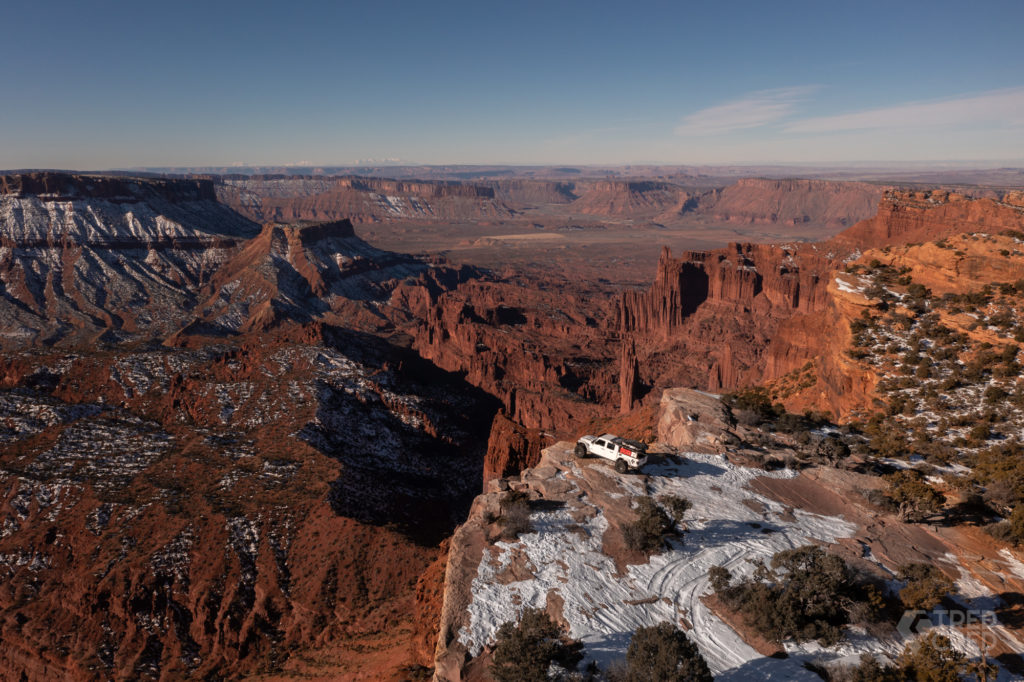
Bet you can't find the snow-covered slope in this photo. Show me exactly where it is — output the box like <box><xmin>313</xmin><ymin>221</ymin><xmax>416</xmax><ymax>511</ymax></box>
<box><xmin>188</xmin><ymin>220</ymin><xmax>444</xmax><ymax>334</ymax></box>
<box><xmin>0</xmin><ymin>173</ymin><xmax>478</xmax><ymax>345</ymax></box>
<box><xmin>435</xmin><ymin>441</ymin><xmax>1023</xmax><ymax>680</ymax></box>
<box><xmin>0</xmin><ymin>174</ymin><xmax>259</xmax><ymax>346</ymax></box>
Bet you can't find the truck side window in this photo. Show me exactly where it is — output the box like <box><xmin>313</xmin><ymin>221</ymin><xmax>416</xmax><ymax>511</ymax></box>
<box><xmin>595</xmin><ymin>440</ymin><xmax>606</xmax><ymax>448</ymax></box>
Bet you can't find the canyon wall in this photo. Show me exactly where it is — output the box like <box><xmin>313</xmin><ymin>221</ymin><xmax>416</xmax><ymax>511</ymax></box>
<box><xmin>570</xmin><ymin>180</ymin><xmax>687</xmax><ymax>216</ymax></box>
<box><xmin>217</xmin><ymin>176</ymin><xmax>516</xmax><ymax>224</ymax></box>
<box><xmin>412</xmin><ymin>279</ymin><xmax>618</xmax><ymax>432</ymax></box>
<box><xmin>0</xmin><ymin>174</ymin><xmax>503</xmax><ymax>679</ymax></box>
<box><xmin>613</xmin><ymin>189</ymin><xmax>1024</xmax><ymax>420</ymax></box>
<box><xmin>489</xmin><ymin>179</ymin><xmax>578</xmax><ymax>205</ymax></box>
<box><xmin>833</xmin><ymin>189</ymin><xmax>1024</xmax><ymax>249</ymax></box>
<box><xmin>614</xmin><ymin>242</ymin><xmax>833</xmax><ymax>398</ymax></box>
<box><xmin>216</xmin><ymin>174</ymin><xmax>890</xmax><ymax>230</ymax></box>
<box><xmin>680</xmin><ymin>178</ymin><xmax>883</xmax><ymax>229</ymax></box>
<box><xmin>0</xmin><ymin>173</ymin><xmax>260</xmax><ymax>346</ymax></box>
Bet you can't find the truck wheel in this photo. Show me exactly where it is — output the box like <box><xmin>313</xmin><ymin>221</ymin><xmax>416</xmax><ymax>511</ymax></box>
<box><xmin>574</xmin><ymin>443</ymin><xmax>588</xmax><ymax>458</ymax></box>
<box><xmin>615</xmin><ymin>459</ymin><xmax>628</xmax><ymax>474</ymax></box>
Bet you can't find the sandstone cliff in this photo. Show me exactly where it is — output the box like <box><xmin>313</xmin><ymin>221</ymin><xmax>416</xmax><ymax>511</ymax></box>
<box><xmin>570</xmin><ymin>180</ymin><xmax>685</xmax><ymax>216</ymax></box>
<box><xmin>217</xmin><ymin>176</ymin><xmax>516</xmax><ymax>224</ymax></box>
<box><xmin>832</xmin><ymin>188</ymin><xmax>1024</xmax><ymax>249</ymax></box>
<box><xmin>488</xmin><ymin>179</ymin><xmax>577</xmax><ymax>205</ymax></box>
<box><xmin>0</xmin><ymin>174</ymin><xmax>505</xmax><ymax>679</ymax></box>
<box><xmin>614</xmin><ymin>242</ymin><xmax>833</xmax><ymax>402</ymax></box>
<box><xmin>184</xmin><ymin>219</ymin><xmax>464</xmax><ymax>336</ymax></box>
<box><xmin>610</xmin><ymin>189</ymin><xmax>1024</xmax><ymax>421</ymax></box>
<box><xmin>0</xmin><ymin>173</ymin><xmax>259</xmax><ymax>346</ymax></box>
<box><xmin>681</xmin><ymin>178</ymin><xmax>883</xmax><ymax>231</ymax></box>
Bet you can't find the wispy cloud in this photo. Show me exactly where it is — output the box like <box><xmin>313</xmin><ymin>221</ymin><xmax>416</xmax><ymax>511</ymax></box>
<box><xmin>675</xmin><ymin>86</ymin><xmax>817</xmax><ymax>136</ymax></box>
<box><xmin>785</xmin><ymin>87</ymin><xmax>1024</xmax><ymax>134</ymax></box>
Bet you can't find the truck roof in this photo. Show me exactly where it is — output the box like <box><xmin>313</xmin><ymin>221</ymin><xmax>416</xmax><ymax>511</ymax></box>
<box><xmin>594</xmin><ymin>434</ymin><xmax>648</xmax><ymax>451</ymax></box>
<box><xmin>611</xmin><ymin>436</ymin><xmax>646</xmax><ymax>451</ymax></box>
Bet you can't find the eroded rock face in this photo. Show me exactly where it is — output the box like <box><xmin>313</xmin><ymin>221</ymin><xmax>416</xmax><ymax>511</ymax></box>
<box><xmin>483</xmin><ymin>413</ymin><xmax>544</xmax><ymax>484</ymax></box>
<box><xmin>619</xmin><ymin>339</ymin><xmax>641</xmax><ymax>414</ymax></box>
<box><xmin>217</xmin><ymin>175</ymin><xmax>516</xmax><ymax>224</ymax></box>
<box><xmin>183</xmin><ymin>220</ymin><xmax>480</xmax><ymax>336</ymax></box>
<box><xmin>0</xmin><ymin>333</ymin><xmax>496</xmax><ymax>679</ymax></box>
<box><xmin>610</xmin><ymin>190</ymin><xmax>1024</xmax><ymax>420</ymax></box>
<box><xmin>9</xmin><ymin>172</ymin><xmax>1024</xmax><ymax>678</ymax></box>
<box><xmin>656</xmin><ymin>388</ymin><xmax>736</xmax><ymax>452</ymax></box>
<box><xmin>833</xmin><ymin>189</ymin><xmax>1024</xmax><ymax>249</ymax></box>
<box><xmin>0</xmin><ymin>173</ymin><xmax>487</xmax><ymax>349</ymax></box>
<box><xmin>0</xmin><ymin>173</ymin><xmax>260</xmax><ymax>346</ymax></box>
<box><xmin>613</xmin><ymin>242</ymin><xmax>834</xmax><ymax>405</ymax></box>
<box><xmin>216</xmin><ymin>174</ymin><xmax>889</xmax><ymax>231</ymax></box>
<box><xmin>618</xmin><ymin>243</ymin><xmax>832</xmax><ymax>339</ymax></box>
<box><xmin>681</xmin><ymin>178</ymin><xmax>883</xmax><ymax>229</ymax></box>
<box><xmin>0</xmin><ymin>174</ymin><xmax>503</xmax><ymax>679</ymax></box>
<box><xmin>570</xmin><ymin>180</ymin><xmax>685</xmax><ymax>216</ymax></box>
<box><xmin>412</xmin><ymin>277</ymin><xmax>619</xmax><ymax>432</ymax></box>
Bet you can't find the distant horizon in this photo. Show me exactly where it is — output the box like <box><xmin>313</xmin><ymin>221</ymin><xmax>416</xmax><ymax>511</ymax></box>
<box><xmin>5</xmin><ymin>159</ymin><xmax>1024</xmax><ymax>175</ymax></box>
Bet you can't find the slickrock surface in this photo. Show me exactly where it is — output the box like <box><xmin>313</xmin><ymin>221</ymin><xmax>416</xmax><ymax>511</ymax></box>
<box><xmin>436</xmin><ymin>423</ymin><xmax>1024</xmax><ymax>680</ymax></box>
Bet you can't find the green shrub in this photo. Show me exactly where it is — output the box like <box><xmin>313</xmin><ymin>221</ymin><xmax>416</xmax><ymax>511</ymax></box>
<box><xmin>722</xmin><ymin>387</ymin><xmax>778</xmax><ymax>420</ymax></box>
<box><xmin>490</xmin><ymin>608</ymin><xmax>584</xmax><ymax>682</ymax></box>
<box><xmin>624</xmin><ymin>622</ymin><xmax>712</xmax><ymax>682</ymax></box>
<box><xmin>831</xmin><ymin>637</ymin><xmax>994</xmax><ymax>682</ymax></box>
<box><xmin>906</xmin><ymin>283</ymin><xmax>929</xmax><ymax>299</ymax></box>
<box><xmin>897</xmin><ymin>632</ymin><xmax>994</xmax><ymax>682</ymax></box>
<box><xmin>897</xmin><ymin>563</ymin><xmax>956</xmax><ymax>610</ymax></box>
<box><xmin>623</xmin><ymin>496</ymin><xmax>674</xmax><ymax>553</ymax></box>
<box><xmin>970</xmin><ymin>442</ymin><xmax>1024</xmax><ymax>509</ymax></box>
<box><xmin>832</xmin><ymin>653</ymin><xmax>900</xmax><ymax>682</ymax></box>
<box><xmin>884</xmin><ymin>470</ymin><xmax>945</xmax><ymax>522</ymax></box>
<box><xmin>708</xmin><ymin>546</ymin><xmax>877</xmax><ymax>646</ymax></box>
<box><xmin>815</xmin><ymin>436</ymin><xmax>851</xmax><ymax>463</ymax></box>
<box><xmin>966</xmin><ymin>422</ymin><xmax>992</xmax><ymax>446</ymax></box>
<box><xmin>988</xmin><ymin>505</ymin><xmax>1024</xmax><ymax>546</ymax></box>
<box><xmin>657</xmin><ymin>495</ymin><xmax>692</xmax><ymax>526</ymax></box>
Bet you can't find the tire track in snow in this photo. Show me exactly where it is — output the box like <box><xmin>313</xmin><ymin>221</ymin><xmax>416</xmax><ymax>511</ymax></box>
<box><xmin>458</xmin><ymin>447</ymin><xmax>863</xmax><ymax>677</ymax></box>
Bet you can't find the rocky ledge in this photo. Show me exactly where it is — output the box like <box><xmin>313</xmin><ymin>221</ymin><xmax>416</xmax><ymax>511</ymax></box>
<box><xmin>433</xmin><ymin>389</ymin><xmax>1024</xmax><ymax>680</ymax></box>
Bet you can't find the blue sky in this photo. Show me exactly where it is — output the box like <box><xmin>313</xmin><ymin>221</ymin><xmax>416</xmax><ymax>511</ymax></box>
<box><xmin>2</xmin><ymin>0</ymin><xmax>1022</xmax><ymax>168</ymax></box>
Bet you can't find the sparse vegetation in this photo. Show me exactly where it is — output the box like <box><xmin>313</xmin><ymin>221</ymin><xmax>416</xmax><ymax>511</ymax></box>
<box><xmin>489</xmin><ymin>607</ymin><xmax>584</xmax><ymax>682</ymax></box>
<box><xmin>988</xmin><ymin>505</ymin><xmax>1024</xmax><ymax>546</ymax></box>
<box><xmin>897</xmin><ymin>563</ymin><xmax>956</xmax><ymax>610</ymax></box>
<box><xmin>831</xmin><ymin>633</ymin><xmax>995</xmax><ymax>682</ymax></box>
<box><xmin>836</xmin><ymin>246</ymin><xmax>1024</xmax><ymax>547</ymax></box>
<box><xmin>815</xmin><ymin>435</ymin><xmax>850</xmax><ymax>463</ymax></box>
<box><xmin>884</xmin><ymin>470</ymin><xmax>946</xmax><ymax>522</ymax></box>
<box><xmin>498</xmin><ymin>490</ymin><xmax>534</xmax><ymax>540</ymax></box>
<box><xmin>622</xmin><ymin>622</ymin><xmax>713</xmax><ymax>682</ymax></box>
<box><xmin>657</xmin><ymin>495</ymin><xmax>692</xmax><ymax>526</ymax></box>
<box><xmin>709</xmin><ymin>546</ymin><xmax>884</xmax><ymax>646</ymax></box>
<box><xmin>722</xmin><ymin>386</ymin><xmax>781</xmax><ymax>424</ymax></box>
<box><xmin>622</xmin><ymin>496</ymin><xmax>675</xmax><ymax>553</ymax></box>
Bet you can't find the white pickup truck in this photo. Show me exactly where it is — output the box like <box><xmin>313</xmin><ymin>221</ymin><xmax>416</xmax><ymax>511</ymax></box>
<box><xmin>574</xmin><ymin>433</ymin><xmax>648</xmax><ymax>473</ymax></box>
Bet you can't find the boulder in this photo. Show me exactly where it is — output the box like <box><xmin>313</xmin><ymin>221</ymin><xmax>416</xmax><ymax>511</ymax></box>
<box><xmin>657</xmin><ymin>388</ymin><xmax>735</xmax><ymax>452</ymax></box>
